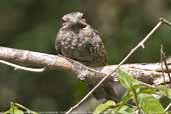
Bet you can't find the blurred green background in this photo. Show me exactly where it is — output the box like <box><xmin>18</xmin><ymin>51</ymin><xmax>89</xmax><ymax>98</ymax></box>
<box><xmin>0</xmin><ymin>0</ymin><xmax>171</xmax><ymax>111</ymax></box>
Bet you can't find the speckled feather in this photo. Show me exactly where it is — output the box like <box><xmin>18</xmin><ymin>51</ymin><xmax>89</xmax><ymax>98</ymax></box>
<box><xmin>55</xmin><ymin>12</ymin><xmax>107</xmax><ymax>67</ymax></box>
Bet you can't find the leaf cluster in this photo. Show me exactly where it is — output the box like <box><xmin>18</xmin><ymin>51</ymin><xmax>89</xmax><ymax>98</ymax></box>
<box><xmin>94</xmin><ymin>70</ymin><xmax>171</xmax><ymax>114</ymax></box>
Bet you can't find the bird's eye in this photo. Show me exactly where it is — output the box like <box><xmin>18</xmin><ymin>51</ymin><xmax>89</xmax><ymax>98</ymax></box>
<box><xmin>85</xmin><ymin>42</ymin><xmax>93</xmax><ymax>49</ymax></box>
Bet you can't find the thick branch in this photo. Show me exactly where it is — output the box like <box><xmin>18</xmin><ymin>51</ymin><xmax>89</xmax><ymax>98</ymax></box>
<box><xmin>0</xmin><ymin>46</ymin><xmax>170</xmax><ymax>85</ymax></box>
<box><xmin>0</xmin><ymin>46</ymin><xmax>72</xmax><ymax>70</ymax></box>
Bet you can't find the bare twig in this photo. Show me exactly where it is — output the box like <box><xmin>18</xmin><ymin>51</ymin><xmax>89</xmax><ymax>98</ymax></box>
<box><xmin>14</xmin><ymin>102</ymin><xmax>37</xmax><ymax>113</ymax></box>
<box><xmin>137</xmin><ymin>80</ymin><xmax>156</xmax><ymax>89</ymax></box>
<box><xmin>160</xmin><ymin>18</ymin><xmax>171</xmax><ymax>27</ymax></box>
<box><xmin>165</xmin><ymin>102</ymin><xmax>171</xmax><ymax>112</ymax></box>
<box><xmin>0</xmin><ymin>60</ymin><xmax>46</xmax><ymax>72</ymax></box>
<box><xmin>160</xmin><ymin>45</ymin><xmax>166</xmax><ymax>85</ymax></box>
<box><xmin>162</xmin><ymin>48</ymin><xmax>171</xmax><ymax>86</ymax></box>
<box><xmin>66</xmin><ymin>18</ymin><xmax>165</xmax><ymax>114</ymax></box>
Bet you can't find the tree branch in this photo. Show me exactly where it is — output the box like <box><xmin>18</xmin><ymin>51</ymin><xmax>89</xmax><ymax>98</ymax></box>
<box><xmin>0</xmin><ymin>60</ymin><xmax>46</xmax><ymax>72</ymax></box>
<box><xmin>0</xmin><ymin>46</ymin><xmax>72</xmax><ymax>70</ymax></box>
<box><xmin>0</xmin><ymin>46</ymin><xmax>170</xmax><ymax>85</ymax></box>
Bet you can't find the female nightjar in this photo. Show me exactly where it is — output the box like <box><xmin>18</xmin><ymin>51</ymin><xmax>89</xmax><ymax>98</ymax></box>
<box><xmin>55</xmin><ymin>12</ymin><xmax>107</xmax><ymax>67</ymax></box>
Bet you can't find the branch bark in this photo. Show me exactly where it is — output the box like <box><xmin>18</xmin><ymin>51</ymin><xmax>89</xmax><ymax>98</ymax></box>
<box><xmin>0</xmin><ymin>46</ymin><xmax>72</xmax><ymax>70</ymax></box>
<box><xmin>0</xmin><ymin>46</ymin><xmax>170</xmax><ymax>85</ymax></box>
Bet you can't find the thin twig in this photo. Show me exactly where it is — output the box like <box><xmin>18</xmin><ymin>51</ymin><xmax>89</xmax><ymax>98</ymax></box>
<box><xmin>66</xmin><ymin>18</ymin><xmax>164</xmax><ymax>114</ymax></box>
<box><xmin>162</xmin><ymin>49</ymin><xmax>171</xmax><ymax>87</ymax></box>
<box><xmin>14</xmin><ymin>103</ymin><xmax>37</xmax><ymax>113</ymax></box>
<box><xmin>137</xmin><ymin>80</ymin><xmax>156</xmax><ymax>89</ymax></box>
<box><xmin>160</xmin><ymin>18</ymin><xmax>171</xmax><ymax>27</ymax></box>
<box><xmin>133</xmin><ymin>89</ymin><xmax>141</xmax><ymax>114</ymax></box>
<box><xmin>14</xmin><ymin>103</ymin><xmax>31</xmax><ymax>111</ymax></box>
<box><xmin>160</xmin><ymin>45</ymin><xmax>166</xmax><ymax>85</ymax></box>
<box><xmin>0</xmin><ymin>60</ymin><xmax>46</xmax><ymax>72</ymax></box>
<box><xmin>165</xmin><ymin>102</ymin><xmax>171</xmax><ymax>112</ymax></box>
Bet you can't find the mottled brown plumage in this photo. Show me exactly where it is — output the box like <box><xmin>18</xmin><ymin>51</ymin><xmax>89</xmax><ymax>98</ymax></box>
<box><xmin>55</xmin><ymin>12</ymin><xmax>107</xmax><ymax>67</ymax></box>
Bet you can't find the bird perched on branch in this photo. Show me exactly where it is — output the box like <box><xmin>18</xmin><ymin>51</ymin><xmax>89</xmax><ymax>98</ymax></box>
<box><xmin>55</xmin><ymin>12</ymin><xmax>107</xmax><ymax>67</ymax></box>
<box><xmin>55</xmin><ymin>12</ymin><xmax>124</xmax><ymax>108</ymax></box>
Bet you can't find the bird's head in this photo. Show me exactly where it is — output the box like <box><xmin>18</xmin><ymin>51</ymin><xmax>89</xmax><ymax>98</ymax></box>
<box><xmin>62</xmin><ymin>12</ymin><xmax>87</xmax><ymax>28</ymax></box>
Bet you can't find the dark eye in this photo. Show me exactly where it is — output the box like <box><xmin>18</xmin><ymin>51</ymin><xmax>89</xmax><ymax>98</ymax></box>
<box><xmin>85</xmin><ymin>42</ymin><xmax>93</xmax><ymax>49</ymax></box>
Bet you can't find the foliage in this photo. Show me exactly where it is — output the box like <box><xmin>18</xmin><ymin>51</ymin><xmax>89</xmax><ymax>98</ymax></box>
<box><xmin>93</xmin><ymin>100</ymin><xmax>116</xmax><ymax>114</ymax></box>
<box><xmin>93</xmin><ymin>70</ymin><xmax>169</xmax><ymax>114</ymax></box>
<box><xmin>4</xmin><ymin>102</ymin><xmax>38</xmax><ymax>114</ymax></box>
<box><xmin>3</xmin><ymin>70</ymin><xmax>171</xmax><ymax>114</ymax></box>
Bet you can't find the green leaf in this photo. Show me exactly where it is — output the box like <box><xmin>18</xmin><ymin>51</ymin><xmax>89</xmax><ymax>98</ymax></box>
<box><xmin>159</xmin><ymin>85</ymin><xmax>171</xmax><ymax>99</ymax></box>
<box><xmin>12</xmin><ymin>108</ymin><xmax>24</xmax><ymax>114</ymax></box>
<box><xmin>117</xmin><ymin>105</ymin><xmax>135</xmax><ymax>114</ymax></box>
<box><xmin>120</xmin><ymin>91</ymin><xmax>133</xmax><ymax>104</ymax></box>
<box><xmin>138</xmin><ymin>87</ymin><xmax>156</xmax><ymax>94</ymax></box>
<box><xmin>4</xmin><ymin>103</ymin><xmax>24</xmax><ymax>114</ymax></box>
<box><xmin>14</xmin><ymin>103</ymin><xmax>38</xmax><ymax>114</ymax></box>
<box><xmin>118</xmin><ymin>70</ymin><xmax>139</xmax><ymax>90</ymax></box>
<box><xmin>138</xmin><ymin>94</ymin><xmax>165</xmax><ymax>114</ymax></box>
<box><xmin>93</xmin><ymin>100</ymin><xmax>116</xmax><ymax>114</ymax></box>
<box><xmin>118</xmin><ymin>70</ymin><xmax>164</xmax><ymax>114</ymax></box>
<box><xmin>4</xmin><ymin>102</ymin><xmax>38</xmax><ymax>114</ymax></box>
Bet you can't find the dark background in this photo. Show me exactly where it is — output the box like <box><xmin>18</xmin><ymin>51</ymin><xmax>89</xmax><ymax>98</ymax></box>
<box><xmin>0</xmin><ymin>0</ymin><xmax>171</xmax><ymax>111</ymax></box>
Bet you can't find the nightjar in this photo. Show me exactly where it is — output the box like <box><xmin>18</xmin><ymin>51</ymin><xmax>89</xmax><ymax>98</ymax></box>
<box><xmin>55</xmin><ymin>12</ymin><xmax>107</xmax><ymax>67</ymax></box>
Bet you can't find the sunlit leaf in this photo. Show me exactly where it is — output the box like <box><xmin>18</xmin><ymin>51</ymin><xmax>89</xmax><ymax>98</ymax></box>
<box><xmin>118</xmin><ymin>70</ymin><xmax>139</xmax><ymax>90</ymax></box>
<box><xmin>138</xmin><ymin>94</ymin><xmax>164</xmax><ymax>114</ymax></box>
<box><xmin>4</xmin><ymin>103</ymin><xmax>24</xmax><ymax>114</ymax></box>
<box><xmin>118</xmin><ymin>91</ymin><xmax>133</xmax><ymax>107</ymax></box>
<box><xmin>159</xmin><ymin>85</ymin><xmax>171</xmax><ymax>99</ymax></box>
<box><xmin>138</xmin><ymin>87</ymin><xmax>156</xmax><ymax>94</ymax></box>
<box><xmin>93</xmin><ymin>100</ymin><xmax>116</xmax><ymax>114</ymax></box>
<box><xmin>4</xmin><ymin>102</ymin><xmax>38</xmax><ymax>114</ymax></box>
<box><xmin>117</xmin><ymin>105</ymin><xmax>135</xmax><ymax>114</ymax></box>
